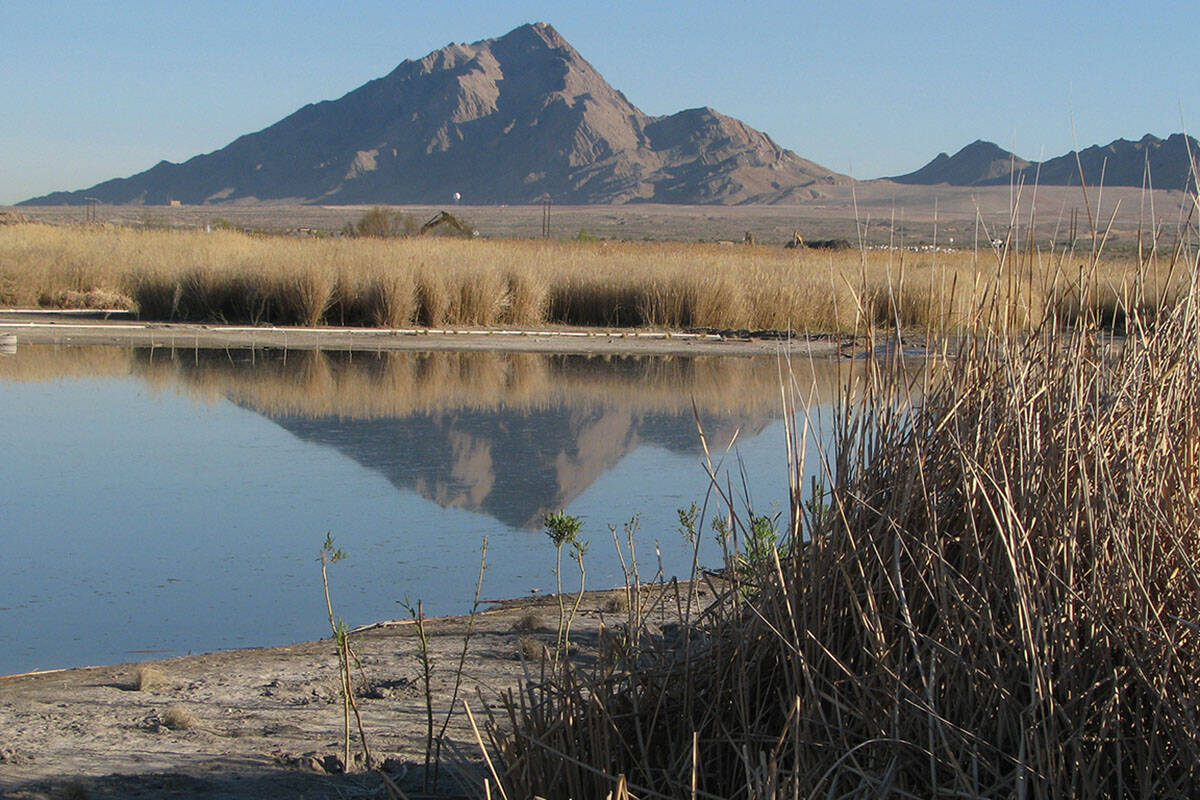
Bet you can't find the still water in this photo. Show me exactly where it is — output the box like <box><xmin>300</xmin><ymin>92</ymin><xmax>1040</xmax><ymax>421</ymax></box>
<box><xmin>0</xmin><ymin>345</ymin><xmax>843</xmax><ymax>675</ymax></box>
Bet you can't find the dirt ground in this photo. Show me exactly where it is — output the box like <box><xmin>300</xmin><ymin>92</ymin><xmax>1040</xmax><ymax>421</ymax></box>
<box><xmin>10</xmin><ymin>185</ymin><xmax>1190</xmax><ymax>250</ymax></box>
<box><xmin>0</xmin><ymin>585</ymin><xmax>711</xmax><ymax>800</ymax></box>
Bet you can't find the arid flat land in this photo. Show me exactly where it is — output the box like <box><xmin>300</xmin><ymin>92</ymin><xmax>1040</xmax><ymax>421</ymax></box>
<box><xmin>10</xmin><ymin>183</ymin><xmax>1195</xmax><ymax>248</ymax></box>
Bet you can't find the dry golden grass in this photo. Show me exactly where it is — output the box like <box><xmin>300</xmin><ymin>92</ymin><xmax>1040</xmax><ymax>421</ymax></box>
<box><xmin>38</xmin><ymin>287</ymin><xmax>135</xmax><ymax>310</ymax></box>
<box><xmin>159</xmin><ymin>704</ymin><xmax>197</xmax><ymax>731</ymax></box>
<box><xmin>133</xmin><ymin>664</ymin><xmax>167</xmax><ymax>692</ymax></box>
<box><xmin>491</xmin><ymin>250</ymin><xmax>1200</xmax><ymax>797</ymax></box>
<box><xmin>0</xmin><ymin>222</ymin><xmax>1180</xmax><ymax>332</ymax></box>
<box><xmin>511</xmin><ymin>611</ymin><xmax>544</xmax><ymax>634</ymax></box>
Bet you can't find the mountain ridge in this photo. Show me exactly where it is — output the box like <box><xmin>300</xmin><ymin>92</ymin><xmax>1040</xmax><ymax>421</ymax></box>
<box><xmin>22</xmin><ymin>23</ymin><xmax>846</xmax><ymax>207</ymax></box>
<box><xmin>889</xmin><ymin>133</ymin><xmax>1199</xmax><ymax>191</ymax></box>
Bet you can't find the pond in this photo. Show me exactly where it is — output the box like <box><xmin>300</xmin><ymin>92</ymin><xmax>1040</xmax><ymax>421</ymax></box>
<box><xmin>0</xmin><ymin>344</ymin><xmax>849</xmax><ymax>675</ymax></box>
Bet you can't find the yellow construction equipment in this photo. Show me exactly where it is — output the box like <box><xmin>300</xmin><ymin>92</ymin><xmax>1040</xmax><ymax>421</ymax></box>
<box><xmin>419</xmin><ymin>211</ymin><xmax>476</xmax><ymax>237</ymax></box>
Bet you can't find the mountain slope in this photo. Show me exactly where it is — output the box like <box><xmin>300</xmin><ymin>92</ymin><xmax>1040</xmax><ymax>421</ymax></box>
<box><xmin>23</xmin><ymin>23</ymin><xmax>845</xmax><ymax>206</ymax></box>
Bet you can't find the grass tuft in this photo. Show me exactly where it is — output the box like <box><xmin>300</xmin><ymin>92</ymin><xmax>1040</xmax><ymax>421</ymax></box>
<box><xmin>160</xmin><ymin>704</ymin><xmax>196</xmax><ymax>731</ymax></box>
<box><xmin>133</xmin><ymin>664</ymin><xmax>167</xmax><ymax>692</ymax></box>
<box><xmin>510</xmin><ymin>611</ymin><xmax>543</xmax><ymax>633</ymax></box>
<box><xmin>516</xmin><ymin>637</ymin><xmax>544</xmax><ymax>662</ymax></box>
<box><xmin>54</xmin><ymin>780</ymin><xmax>90</xmax><ymax>800</ymax></box>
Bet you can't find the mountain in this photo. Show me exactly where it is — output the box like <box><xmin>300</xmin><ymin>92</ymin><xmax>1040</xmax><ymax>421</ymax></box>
<box><xmin>22</xmin><ymin>23</ymin><xmax>845</xmax><ymax>206</ymax></box>
<box><xmin>889</xmin><ymin>133</ymin><xmax>1199</xmax><ymax>191</ymax></box>
<box><xmin>1009</xmin><ymin>133</ymin><xmax>1199</xmax><ymax>191</ymax></box>
<box><xmin>888</xmin><ymin>140</ymin><xmax>1032</xmax><ymax>186</ymax></box>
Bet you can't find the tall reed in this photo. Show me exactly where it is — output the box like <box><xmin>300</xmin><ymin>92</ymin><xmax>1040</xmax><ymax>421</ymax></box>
<box><xmin>1</xmin><ymin>223</ymin><xmax>1181</xmax><ymax>333</ymax></box>
<box><xmin>486</xmin><ymin>233</ymin><xmax>1200</xmax><ymax>796</ymax></box>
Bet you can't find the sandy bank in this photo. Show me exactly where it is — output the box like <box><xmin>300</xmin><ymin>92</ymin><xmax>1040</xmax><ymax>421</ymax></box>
<box><xmin>0</xmin><ymin>313</ymin><xmax>851</xmax><ymax>358</ymax></box>
<box><xmin>0</xmin><ymin>585</ymin><xmax>712</xmax><ymax>800</ymax></box>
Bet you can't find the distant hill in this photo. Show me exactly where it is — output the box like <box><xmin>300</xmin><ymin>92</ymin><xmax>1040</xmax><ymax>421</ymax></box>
<box><xmin>889</xmin><ymin>133</ymin><xmax>1199</xmax><ymax>191</ymax></box>
<box><xmin>888</xmin><ymin>140</ymin><xmax>1032</xmax><ymax>186</ymax></box>
<box><xmin>22</xmin><ymin>23</ymin><xmax>846</xmax><ymax>207</ymax></box>
<box><xmin>1010</xmin><ymin>133</ymin><xmax>1199</xmax><ymax>191</ymax></box>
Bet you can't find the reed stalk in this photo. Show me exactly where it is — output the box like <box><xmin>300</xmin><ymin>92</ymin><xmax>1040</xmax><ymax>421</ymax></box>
<box><xmin>485</xmin><ymin>209</ymin><xmax>1200</xmax><ymax>797</ymax></box>
<box><xmin>1</xmin><ymin>222</ymin><xmax>1182</xmax><ymax>333</ymax></box>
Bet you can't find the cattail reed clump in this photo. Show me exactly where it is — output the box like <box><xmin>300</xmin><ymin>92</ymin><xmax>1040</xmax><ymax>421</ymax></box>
<box><xmin>9</xmin><ymin>222</ymin><xmax>1177</xmax><ymax>333</ymax></box>
<box><xmin>488</xmin><ymin>258</ymin><xmax>1200</xmax><ymax>797</ymax></box>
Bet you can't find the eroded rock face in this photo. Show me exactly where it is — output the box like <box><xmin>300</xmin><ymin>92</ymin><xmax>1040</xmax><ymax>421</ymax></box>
<box><xmin>24</xmin><ymin>22</ymin><xmax>846</xmax><ymax>207</ymax></box>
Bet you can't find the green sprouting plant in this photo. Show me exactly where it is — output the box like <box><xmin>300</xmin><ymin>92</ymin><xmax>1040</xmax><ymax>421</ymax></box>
<box><xmin>398</xmin><ymin>596</ymin><xmax>435</xmax><ymax>791</ymax></box>
<box><xmin>742</xmin><ymin>510</ymin><xmax>781</xmax><ymax>568</ymax></box>
<box><xmin>709</xmin><ymin>506</ymin><xmax>784</xmax><ymax>602</ymax></box>
<box><xmin>319</xmin><ymin>532</ymin><xmax>372</xmax><ymax>771</ymax></box>
<box><xmin>804</xmin><ymin>481</ymin><xmax>832</xmax><ymax>536</ymax></box>
<box><xmin>563</xmin><ymin>536</ymin><xmax>589</xmax><ymax>661</ymax></box>
<box><xmin>544</xmin><ymin>509</ymin><xmax>583</xmax><ymax>548</ymax></box>
<box><xmin>543</xmin><ymin>511</ymin><xmax>585</xmax><ymax>665</ymax></box>
<box><xmin>678</xmin><ymin>502</ymin><xmax>700</xmax><ymax>544</ymax></box>
<box><xmin>609</xmin><ymin>515</ymin><xmax>663</xmax><ymax>658</ymax></box>
<box><xmin>432</xmin><ymin>537</ymin><xmax>487</xmax><ymax>791</ymax></box>
<box><xmin>394</xmin><ymin>538</ymin><xmax>488</xmax><ymax>793</ymax></box>
<box><xmin>711</xmin><ymin>515</ymin><xmax>731</xmax><ymax>548</ymax></box>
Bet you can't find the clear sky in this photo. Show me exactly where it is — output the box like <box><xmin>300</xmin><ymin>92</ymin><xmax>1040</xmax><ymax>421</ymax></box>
<box><xmin>2</xmin><ymin>0</ymin><xmax>1196</xmax><ymax>205</ymax></box>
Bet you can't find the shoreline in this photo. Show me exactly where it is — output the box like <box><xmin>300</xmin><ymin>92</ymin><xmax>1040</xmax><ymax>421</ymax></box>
<box><xmin>0</xmin><ymin>584</ymin><xmax>706</xmax><ymax>799</ymax></box>
<box><xmin>0</xmin><ymin>313</ymin><xmax>852</xmax><ymax>358</ymax></box>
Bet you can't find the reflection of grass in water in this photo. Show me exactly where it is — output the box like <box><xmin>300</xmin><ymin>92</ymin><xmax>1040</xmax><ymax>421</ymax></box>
<box><xmin>141</xmin><ymin>349</ymin><xmax>864</xmax><ymax>419</ymax></box>
<box><xmin>3</xmin><ymin>344</ymin><xmax>861</xmax><ymax>419</ymax></box>
<box><xmin>0</xmin><ymin>344</ymin><xmax>133</xmax><ymax>381</ymax></box>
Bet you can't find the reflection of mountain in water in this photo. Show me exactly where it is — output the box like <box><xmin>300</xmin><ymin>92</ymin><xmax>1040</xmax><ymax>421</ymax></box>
<box><xmin>266</xmin><ymin>406</ymin><xmax>768</xmax><ymax>529</ymax></box>
<box><xmin>2</xmin><ymin>344</ymin><xmax>855</xmax><ymax>529</ymax></box>
<box><xmin>62</xmin><ymin>345</ymin><xmax>814</xmax><ymax>528</ymax></box>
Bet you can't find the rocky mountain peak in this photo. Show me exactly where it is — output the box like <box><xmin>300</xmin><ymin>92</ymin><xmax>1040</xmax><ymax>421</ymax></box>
<box><xmin>888</xmin><ymin>140</ymin><xmax>1031</xmax><ymax>186</ymax></box>
<box><xmin>23</xmin><ymin>23</ymin><xmax>845</xmax><ymax>206</ymax></box>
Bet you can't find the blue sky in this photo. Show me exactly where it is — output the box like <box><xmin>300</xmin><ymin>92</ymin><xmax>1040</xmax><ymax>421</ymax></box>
<box><xmin>2</xmin><ymin>0</ymin><xmax>1196</xmax><ymax>204</ymax></box>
